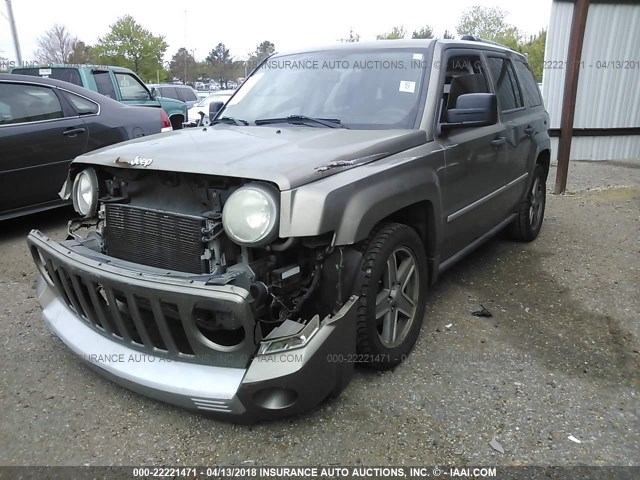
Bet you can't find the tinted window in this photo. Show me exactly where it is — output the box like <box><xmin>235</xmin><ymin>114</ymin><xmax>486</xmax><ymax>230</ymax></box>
<box><xmin>513</xmin><ymin>60</ymin><xmax>542</xmax><ymax>107</ymax></box>
<box><xmin>159</xmin><ymin>86</ymin><xmax>179</xmax><ymax>100</ymax></box>
<box><xmin>440</xmin><ymin>54</ymin><xmax>489</xmax><ymax>120</ymax></box>
<box><xmin>0</xmin><ymin>83</ymin><xmax>64</xmax><ymax>125</ymax></box>
<box><xmin>177</xmin><ymin>87</ymin><xmax>197</xmax><ymax>102</ymax></box>
<box><xmin>64</xmin><ymin>92</ymin><xmax>99</xmax><ymax>115</ymax></box>
<box><xmin>487</xmin><ymin>57</ymin><xmax>523</xmax><ymax>111</ymax></box>
<box><xmin>93</xmin><ymin>72</ymin><xmax>117</xmax><ymax>98</ymax></box>
<box><xmin>115</xmin><ymin>73</ymin><xmax>150</xmax><ymax>100</ymax></box>
<box><xmin>12</xmin><ymin>68</ymin><xmax>82</xmax><ymax>86</ymax></box>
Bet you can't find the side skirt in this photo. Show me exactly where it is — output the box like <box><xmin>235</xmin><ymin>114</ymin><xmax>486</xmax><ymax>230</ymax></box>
<box><xmin>437</xmin><ymin>213</ymin><xmax>518</xmax><ymax>274</ymax></box>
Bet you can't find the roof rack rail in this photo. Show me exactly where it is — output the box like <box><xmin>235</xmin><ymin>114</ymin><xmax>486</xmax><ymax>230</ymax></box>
<box><xmin>460</xmin><ymin>35</ymin><xmax>512</xmax><ymax>50</ymax></box>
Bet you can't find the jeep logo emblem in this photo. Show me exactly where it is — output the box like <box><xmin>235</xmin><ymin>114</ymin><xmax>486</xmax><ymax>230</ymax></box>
<box><xmin>115</xmin><ymin>155</ymin><xmax>153</xmax><ymax>167</ymax></box>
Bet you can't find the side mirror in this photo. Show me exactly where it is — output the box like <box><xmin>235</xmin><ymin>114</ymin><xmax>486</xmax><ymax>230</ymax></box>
<box><xmin>209</xmin><ymin>101</ymin><xmax>224</xmax><ymax>119</ymax></box>
<box><xmin>442</xmin><ymin>93</ymin><xmax>498</xmax><ymax>130</ymax></box>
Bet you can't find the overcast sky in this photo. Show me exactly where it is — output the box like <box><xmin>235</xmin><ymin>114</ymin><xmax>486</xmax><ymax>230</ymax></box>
<box><xmin>1</xmin><ymin>0</ymin><xmax>552</xmax><ymax>63</ymax></box>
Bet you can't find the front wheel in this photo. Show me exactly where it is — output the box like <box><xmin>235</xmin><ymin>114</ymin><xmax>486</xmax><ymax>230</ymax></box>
<box><xmin>507</xmin><ymin>164</ymin><xmax>547</xmax><ymax>242</ymax></box>
<box><xmin>355</xmin><ymin>223</ymin><xmax>428</xmax><ymax>370</ymax></box>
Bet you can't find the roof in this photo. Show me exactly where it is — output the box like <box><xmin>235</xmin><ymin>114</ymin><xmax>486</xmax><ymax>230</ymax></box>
<box><xmin>0</xmin><ymin>73</ymin><xmax>123</xmax><ymax>105</ymax></box>
<box><xmin>13</xmin><ymin>64</ymin><xmax>137</xmax><ymax>74</ymax></box>
<box><xmin>273</xmin><ymin>38</ymin><xmax>522</xmax><ymax>58</ymax></box>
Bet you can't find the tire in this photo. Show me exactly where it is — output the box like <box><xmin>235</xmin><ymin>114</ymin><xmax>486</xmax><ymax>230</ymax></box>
<box><xmin>507</xmin><ymin>164</ymin><xmax>547</xmax><ymax>242</ymax></box>
<box><xmin>355</xmin><ymin>223</ymin><xmax>428</xmax><ymax>370</ymax></box>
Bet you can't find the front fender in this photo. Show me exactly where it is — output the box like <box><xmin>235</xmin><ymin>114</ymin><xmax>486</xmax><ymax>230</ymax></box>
<box><xmin>280</xmin><ymin>142</ymin><xmax>445</xmax><ymax>246</ymax></box>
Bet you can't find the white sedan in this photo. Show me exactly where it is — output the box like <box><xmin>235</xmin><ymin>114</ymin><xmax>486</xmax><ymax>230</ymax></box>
<box><xmin>187</xmin><ymin>90</ymin><xmax>235</xmax><ymax>123</ymax></box>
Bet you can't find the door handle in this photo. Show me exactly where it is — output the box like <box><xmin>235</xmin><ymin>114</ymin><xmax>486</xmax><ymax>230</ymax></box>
<box><xmin>62</xmin><ymin>127</ymin><xmax>86</xmax><ymax>137</ymax></box>
<box><xmin>524</xmin><ymin>126</ymin><xmax>535</xmax><ymax>135</ymax></box>
<box><xmin>490</xmin><ymin>137</ymin><xmax>506</xmax><ymax>147</ymax></box>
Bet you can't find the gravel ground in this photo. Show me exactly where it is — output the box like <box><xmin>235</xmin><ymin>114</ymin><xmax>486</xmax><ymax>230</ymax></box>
<box><xmin>0</xmin><ymin>160</ymin><xmax>638</xmax><ymax>467</ymax></box>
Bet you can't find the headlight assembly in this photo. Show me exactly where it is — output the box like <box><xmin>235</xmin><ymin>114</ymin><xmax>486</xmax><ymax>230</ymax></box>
<box><xmin>222</xmin><ymin>183</ymin><xmax>279</xmax><ymax>247</ymax></box>
<box><xmin>72</xmin><ymin>168</ymin><xmax>99</xmax><ymax>217</ymax></box>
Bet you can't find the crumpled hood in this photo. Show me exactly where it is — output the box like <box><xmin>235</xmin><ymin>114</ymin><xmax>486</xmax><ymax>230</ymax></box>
<box><xmin>73</xmin><ymin>125</ymin><xmax>427</xmax><ymax>190</ymax></box>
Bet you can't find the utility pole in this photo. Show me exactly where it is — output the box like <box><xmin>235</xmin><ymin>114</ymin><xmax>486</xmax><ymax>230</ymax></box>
<box><xmin>5</xmin><ymin>0</ymin><xmax>22</xmax><ymax>65</ymax></box>
<box><xmin>183</xmin><ymin>9</ymin><xmax>187</xmax><ymax>84</ymax></box>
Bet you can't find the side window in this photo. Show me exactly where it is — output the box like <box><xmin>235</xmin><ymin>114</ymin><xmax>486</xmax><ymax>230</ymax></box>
<box><xmin>177</xmin><ymin>87</ymin><xmax>197</xmax><ymax>102</ymax></box>
<box><xmin>115</xmin><ymin>73</ymin><xmax>151</xmax><ymax>101</ymax></box>
<box><xmin>513</xmin><ymin>60</ymin><xmax>542</xmax><ymax>107</ymax></box>
<box><xmin>0</xmin><ymin>83</ymin><xmax>64</xmax><ymax>125</ymax></box>
<box><xmin>159</xmin><ymin>86</ymin><xmax>179</xmax><ymax>100</ymax></box>
<box><xmin>63</xmin><ymin>92</ymin><xmax>99</xmax><ymax>115</ymax></box>
<box><xmin>93</xmin><ymin>72</ymin><xmax>117</xmax><ymax>99</ymax></box>
<box><xmin>487</xmin><ymin>57</ymin><xmax>524</xmax><ymax>111</ymax></box>
<box><xmin>441</xmin><ymin>54</ymin><xmax>490</xmax><ymax>119</ymax></box>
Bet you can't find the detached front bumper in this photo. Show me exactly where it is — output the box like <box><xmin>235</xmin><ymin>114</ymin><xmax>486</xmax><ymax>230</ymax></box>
<box><xmin>27</xmin><ymin>230</ymin><xmax>357</xmax><ymax>423</ymax></box>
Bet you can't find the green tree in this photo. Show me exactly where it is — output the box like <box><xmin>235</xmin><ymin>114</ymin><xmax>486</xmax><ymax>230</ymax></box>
<box><xmin>206</xmin><ymin>43</ymin><xmax>238</xmax><ymax>88</ymax></box>
<box><xmin>412</xmin><ymin>26</ymin><xmax>434</xmax><ymax>39</ymax></box>
<box><xmin>521</xmin><ymin>29</ymin><xmax>546</xmax><ymax>81</ymax></box>
<box><xmin>377</xmin><ymin>26</ymin><xmax>406</xmax><ymax>40</ymax></box>
<box><xmin>67</xmin><ymin>41</ymin><xmax>95</xmax><ymax>64</ymax></box>
<box><xmin>456</xmin><ymin>6</ymin><xmax>521</xmax><ymax>48</ymax></box>
<box><xmin>169</xmin><ymin>47</ymin><xmax>198</xmax><ymax>83</ymax></box>
<box><xmin>34</xmin><ymin>24</ymin><xmax>78</xmax><ymax>64</ymax></box>
<box><xmin>93</xmin><ymin>15</ymin><xmax>168</xmax><ymax>80</ymax></box>
<box><xmin>246</xmin><ymin>40</ymin><xmax>276</xmax><ymax>71</ymax></box>
<box><xmin>442</xmin><ymin>30</ymin><xmax>456</xmax><ymax>40</ymax></box>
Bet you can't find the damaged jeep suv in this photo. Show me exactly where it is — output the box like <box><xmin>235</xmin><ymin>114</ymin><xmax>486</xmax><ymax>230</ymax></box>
<box><xmin>28</xmin><ymin>38</ymin><xmax>550</xmax><ymax>422</ymax></box>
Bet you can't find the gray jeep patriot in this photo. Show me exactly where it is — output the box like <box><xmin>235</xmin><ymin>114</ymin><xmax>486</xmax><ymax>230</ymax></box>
<box><xmin>27</xmin><ymin>38</ymin><xmax>550</xmax><ymax>422</ymax></box>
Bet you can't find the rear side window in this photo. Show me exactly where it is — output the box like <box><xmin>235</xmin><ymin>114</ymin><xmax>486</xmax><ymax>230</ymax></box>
<box><xmin>487</xmin><ymin>57</ymin><xmax>524</xmax><ymax>112</ymax></box>
<box><xmin>12</xmin><ymin>68</ymin><xmax>82</xmax><ymax>86</ymax></box>
<box><xmin>93</xmin><ymin>72</ymin><xmax>117</xmax><ymax>98</ymax></box>
<box><xmin>159</xmin><ymin>86</ymin><xmax>179</xmax><ymax>100</ymax></box>
<box><xmin>0</xmin><ymin>83</ymin><xmax>64</xmax><ymax>124</ymax></box>
<box><xmin>63</xmin><ymin>92</ymin><xmax>99</xmax><ymax>115</ymax></box>
<box><xmin>513</xmin><ymin>60</ymin><xmax>543</xmax><ymax>107</ymax></box>
<box><xmin>177</xmin><ymin>87</ymin><xmax>197</xmax><ymax>102</ymax></box>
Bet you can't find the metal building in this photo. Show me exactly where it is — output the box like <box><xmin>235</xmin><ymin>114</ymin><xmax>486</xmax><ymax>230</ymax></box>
<box><xmin>542</xmin><ymin>0</ymin><xmax>640</xmax><ymax>192</ymax></box>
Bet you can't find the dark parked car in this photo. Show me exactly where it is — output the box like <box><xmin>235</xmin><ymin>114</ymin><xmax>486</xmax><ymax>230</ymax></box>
<box><xmin>11</xmin><ymin>65</ymin><xmax>188</xmax><ymax>130</ymax></box>
<box><xmin>0</xmin><ymin>74</ymin><xmax>168</xmax><ymax>220</ymax></box>
<box><xmin>27</xmin><ymin>39</ymin><xmax>550</xmax><ymax>422</ymax></box>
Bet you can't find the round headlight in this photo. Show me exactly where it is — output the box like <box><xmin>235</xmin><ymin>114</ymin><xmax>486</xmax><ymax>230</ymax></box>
<box><xmin>222</xmin><ymin>184</ymin><xmax>279</xmax><ymax>246</ymax></box>
<box><xmin>72</xmin><ymin>168</ymin><xmax>98</xmax><ymax>217</ymax></box>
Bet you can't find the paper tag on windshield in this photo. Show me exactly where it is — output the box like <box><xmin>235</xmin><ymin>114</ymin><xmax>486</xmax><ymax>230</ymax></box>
<box><xmin>399</xmin><ymin>81</ymin><xmax>416</xmax><ymax>93</ymax></box>
<box><xmin>39</xmin><ymin>68</ymin><xmax>52</xmax><ymax>76</ymax></box>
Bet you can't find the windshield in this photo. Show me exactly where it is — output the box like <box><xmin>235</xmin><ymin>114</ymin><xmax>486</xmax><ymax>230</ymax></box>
<box><xmin>219</xmin><ymin>48</ymin><xmax>429</xmax><ymax>129</ymax></box>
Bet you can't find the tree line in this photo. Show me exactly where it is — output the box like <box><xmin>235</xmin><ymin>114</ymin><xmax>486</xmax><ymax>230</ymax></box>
<box><xmin>30</xmin><ymin>6</ymin><xmax>546</xmax><ymax>87</ymax></box>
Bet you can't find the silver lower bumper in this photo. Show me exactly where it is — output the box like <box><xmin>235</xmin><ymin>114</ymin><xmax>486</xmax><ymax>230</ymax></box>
<box><xmin>30</xmin><ymin>230</ymin><xmax>357</xmax><ymax>422</ymax></box>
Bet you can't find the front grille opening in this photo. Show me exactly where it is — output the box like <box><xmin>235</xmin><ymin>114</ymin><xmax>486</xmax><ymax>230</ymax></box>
<box><xmin>94</xmin><ymin>285</ymin><xmax>123</xmax><ymax>339</ymax></box>
<box><xmin>73</xmin><ymin>276</ymin><xmax>101</xmax><ymax>328</ymax></box>
<box><xmin>194</xmin><ymin>307</ymin><xmax>245</xmax><ymax>347</ymax></box>
<box><xmin>57</xmin><ymin>268</ymin><xmax>87</xmax><ymax>320</ymax></box>
<box><xmin>133</xmin><ymin>295</ymin><xmax>168</xmax><ymax>351</ymax></box>
<box><xmin>112</xmin><ymin>290</ymin><xmax>145</xmax><ymax>346</ymax></box>
<box><xmin>51</xmin><ymin>267</ymin><xmax>73</xmax><ymax>311</ymax></box>
<box><xmin>160</xmin><ymin>301</ymin><xmax>195</xmax><ymax>355</ymax></box>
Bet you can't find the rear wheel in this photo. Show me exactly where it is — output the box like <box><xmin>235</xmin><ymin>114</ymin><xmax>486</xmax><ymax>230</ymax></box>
<box><xmin>355</xmin><ymin>223</ymin><xmax>428</xmax><ymax>370</ymax></box>
<box><xmin>507</xmin><ymin>164</ymin><xmax>546</xmax><ymax>242</ymax></box>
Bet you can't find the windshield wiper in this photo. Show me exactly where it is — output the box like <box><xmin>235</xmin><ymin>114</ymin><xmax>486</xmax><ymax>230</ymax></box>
<box><xmin>211</xmin><ymin>116</ymin><xmax>249</xmax><ymax>126</ymax></box>
<box><xmin>254</xmin><ymin>115</ymin><xmax>345</xmax><ymax>128</ymax></box>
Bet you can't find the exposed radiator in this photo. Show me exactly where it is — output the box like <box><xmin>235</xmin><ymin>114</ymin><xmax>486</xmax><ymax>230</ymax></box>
<box><xmin>105</xmin><ymin>204</ymin><xmax>207</xmax><ymax>274</ymax></box>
